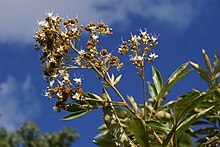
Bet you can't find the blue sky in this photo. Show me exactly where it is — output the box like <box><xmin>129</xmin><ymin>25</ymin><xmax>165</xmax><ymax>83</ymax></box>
<box><xmin>0</xmin><ymin>0</ymin><xmax>219</xmax><ymax>146</ymax></box>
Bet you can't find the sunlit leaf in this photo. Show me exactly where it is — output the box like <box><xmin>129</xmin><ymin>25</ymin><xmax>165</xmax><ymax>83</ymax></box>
<box><xmin>65</xmin><ymin>104</ymin><xmax>85</xmax><ymax>112</ymax></box>
<box><xmin>152</xmin><ymin>66</ymin><xmax>163</xmax><ymax>94</ymax></box>
<box><xmin>190</xmin><ymin>61</ymin><xmax>212</xmax><ymax>84</ymax></box>
<box><xmin>213</xmin><ymin>51</ymin><xmax>219</xmax><ymax>73</ymax></box>
<box><xmin>93</xmin><ymin>138</ymin><xmax>117</xmax><ymax>147</ymax></box>
<box><xmin>86</xmin><ymin>93</ymin><xmax>103</xmax><ymax>101</ymax></box>
<box><xmin>147</xmin><ymin>81</ymin><xmax>158</xmax><ymax>99</ymax></box>
<box><xmin>159</xmin><ymin>100</ymin><xmax>176</xmax><ymax>111</ymax></box>
<box><xmin>168</xmin><ymin>62</ymin><xmax>189</xmax><ymax>83</ymax></box>
<box><xmin>158</xmin><ymin>62</ymin><xmax>191</xmax><ymax>98</ymax></box>
<box><xmin>176</xmin><ymin>106</ymin><xmax>214</xmax><ymax>138</ymax></box>
<box><xmin>61</xmin><ymin>109</ymin><xmax>90</xmax><ymax>120</ymax></box>
<box><xmin>127</xmin><ymin>96</ymin><xmax>140</xmax><ymax>114</ymax></box>
<box><xmin>202</xmin><ymin>49</ymin><xmax>213</xmax><ymax>74</ymax></box>
<box><xmin>114</xmin><ymin>74</ymin><xmax>122</xmax><ymax>85</ymax></box>
<box><xmin>102</xmin><ymin>90</ymin><xmax>136</xmax><ymax>146</ymax></box>
<box><xmin>103</xmin><ymin>106</ymin><xmax>136</xmax><ymax>146</ymax></box>
<box><xmin>174</xmin><ymin>88</ymin><xmax>215</xmax><ymax>123</ymax></box>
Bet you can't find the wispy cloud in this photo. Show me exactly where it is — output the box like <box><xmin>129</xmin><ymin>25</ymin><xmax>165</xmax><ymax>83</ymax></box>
<box><xmin>0</xmin><ymin>75</ymin><xmax>40</xmax><ymax>131</ymax></box>
<box><xmin>0</xmin><ymin>0</ymin><xmax>208</xmax><ymax>43</ymax></box>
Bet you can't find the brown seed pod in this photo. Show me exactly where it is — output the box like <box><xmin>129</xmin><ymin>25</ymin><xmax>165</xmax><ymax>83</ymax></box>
<box><xmin>100</xmin><ymin>49</ymin><xmax>108</xmax><ymax>56</ymax></box>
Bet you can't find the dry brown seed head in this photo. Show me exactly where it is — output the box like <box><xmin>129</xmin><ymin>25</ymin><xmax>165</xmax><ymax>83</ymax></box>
<box><xmin>53</xmin><ymin>86</ymin><xmax>59</xmax><ymax>92</ymax></box>
<box><xmin>100</xmin><ymin>49</ymin><xmax>108</xmax><ymax>56</ymax></box>
<box><xmin>64</xmin><ymin>21</ymin><xmax>68</xmax><ymax>26</ymax></box>
<box><xmin>63</xmin><ymin>45</ymin><xmax>69</xmax><ymax>53</ymax></box>
<box><xmin>87</xmin><ymin>40</ymin><xmax>95</xmax><ymax>46</ymax></box>
<box><xmin>144</xmin><ymin>47</ymin><xmax>150</xmax><ymax>52</ymax></box>
<box><xmin>44</xmin><ymin>70</ymin><xmax>49</xmax><ymax>76</ymax></box>
<box><xmin>98</xmin><ymin>23</ymin><xmax>104</xmax><ymax>28</ymax></box>
<box><xmin>87</xmin><ymin>45</ymin><xmax>93</xmax><ymax>51</ymax></box>
<box><xmin>77</xmin><ymin>88</ymin><xmax>83</xmax><ymax>95</ymax></box>
<box><xmin>89</xmin><ymin>21</ymin><xmax>95</xmax><ymax>26</ymax></box>
<box><xmin>45</xmin><ymin>30</ymin><xmax>53</xmax><ymax>36</ymax></box>
<box><xmin>70</xmin><ymin>19</ymin><xmax>75</xmax><ymax>24</ymax></box>
<box><xmin>84</xmin><ymin>25</ymin><xmax>91</xmax><ymax>31</ymax></box>
<box><xmin>110</xmin><ymin>56</ymin><xmax>118</xmax><ymax>64</ymax></box>
<box><xmin>53</xmin><ymin>53</ymin><xmax>62</xmax><ymax>59</ymax></box>
<box><xmin>84</xmin><ymin>52</ymin><xmax>91</xmax><ymax>59</ymax></box>
<box><xmin>67</xmin><ymin>31</ymin><xmax>73</xmax><ymax>37</ymax></box>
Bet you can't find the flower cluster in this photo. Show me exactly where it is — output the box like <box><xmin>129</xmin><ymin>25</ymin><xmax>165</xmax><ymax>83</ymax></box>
<box><xmin>118</xmin><ymin>29</ymin><xmax>159</xmax><ymax>70</ymax></box>
<box><xmin>75</xmin><ymin>21</ymin><xmax>123</xmax><ymax>75</ymax></box>
<box><xmin>34</xmin><ymin>13</ymin><xmax>123</xmax><ymax>111</ymax></box>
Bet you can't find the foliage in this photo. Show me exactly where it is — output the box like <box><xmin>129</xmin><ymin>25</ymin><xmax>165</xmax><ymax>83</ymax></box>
<box><xmin>34</xmin><ymin>12</ymin><xmax>220</xmax><ymax>146</ymax></box>
<box><xmin>0</xmin><ymin>121</ymin><xmax>79</xmax><ymax>147</ymax></box>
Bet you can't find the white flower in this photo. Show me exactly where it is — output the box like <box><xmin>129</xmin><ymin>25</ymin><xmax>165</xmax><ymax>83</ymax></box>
<box><xmin>131</xmin><ymin>35</ymin><xmax>140</xmax><ymax>42</ymax></box>
<box><xmin>49</xmin><ymin>80</ymin><xmax>55</xmax><ymax>87</ymax></box>
<box><xmin>150</xmin><ymin>33</ymin><xmax>159</xmax><ymax>42</ymax></box>
<box><xmin>46</xmin><ymin>12</ymin><xmax>53</xmax><ymax>17</ymax></box>
<box><xmin>92</xmin><ymin>34</ymin><xmax>99</xmax><ymax>40</ymax></box>
<box><xmin>130</xmin><ymin>55</ymin><xmax>144</xmax><ymax>61</ymax></box>
<box><xmin>78</xmin><ymin>49</ymin><xmax>85</xmax><ymax>55</ymax></box>
<box><xmin>149</xmin><ymin>53</ymin><xmax>158</xmax><ymax>59</ymax></box>
<box><xmin>72</xmin><ymin>92</ymin><xmax>81</xmax><ymax>100</ymax></box>
<box><xmin>139</xmin><ymin>28</ymin><xmax>148</xmax><ymax>36</ymax></box>
<box><xmin>73</xmin><ymin>77</ymin><xmax>82</xmax><ymax>85</ymax></box>
<box><xmin>44</xmin><ymin>87</ymin><xmax>52</xmax><ymax>98</ymax></box>
<box><xmin>38</xmin><ymin>20</ymin><xmax>48</xmax><ymax>28</ymax></box>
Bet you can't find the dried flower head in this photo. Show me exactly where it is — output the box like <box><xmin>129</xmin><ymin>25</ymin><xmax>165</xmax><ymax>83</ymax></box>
<box><xmin>34</xmin><ymin>13</ymin><xmax>122</xmax><ymax>111</ymax></box>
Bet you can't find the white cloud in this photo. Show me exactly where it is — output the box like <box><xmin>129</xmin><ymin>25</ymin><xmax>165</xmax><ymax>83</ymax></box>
<box><xmin>0</xmin><ymin>0</ymin><xmax>207</xmax><ymax>43</ymax></box>
<box><xmin>0</xmin><ymin>75</ymin><xmax>40</xmax><ymax>131</ymax></box>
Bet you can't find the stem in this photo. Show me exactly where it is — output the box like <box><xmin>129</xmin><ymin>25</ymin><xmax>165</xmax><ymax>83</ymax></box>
<box><xmin>141</xmin><ymin>67</ymin><xmax>147</xmax><ymax>120</ymax></box>
<box><xmin>150</xmin><ymin>127</ymin><xmax>163</xmax><ymax>145</ymax></box>
<box><xmin>148</xmin><ymin>99</ymin><xmax>158</xmax><ymax>121</ymax></box>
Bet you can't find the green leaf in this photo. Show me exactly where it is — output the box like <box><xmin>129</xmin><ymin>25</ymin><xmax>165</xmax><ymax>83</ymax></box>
<box><xmin>152</xmin><ymin>66</ymin><xmax>163</xmax><ymax>94</ymax></box>
<box><xmin>130</xmin><ymin>117</ymin><xmax>149</xmax><ymax>147</ymax></box>
<box><xmin>147</xmin><ymin>81</ymin><xmax>158</xmax><ymax>99</ymax></box>
<box><xmin>168</xmin><ymin>62</ymin><xmax>189</xmax><ymax>83</ymax></box>
<box><xmin>101</xmin><ymin>89</ymin><xmax>112</xmax><ymax>101</ymax></box>
<box><xmin>162</xmin><ymin>125</ymin><xmax>177</xmax><ymax>146</ymax></box>
<box><xmin>190</xmin><ymin>61</ymin><xmax>212</xmax><ymax>84</ymax></box>
<box><xmin>61</xmin><ymin>109</ymin><xmax>90</xmax><ymax>120</ymax></box>
<box><xmin>127</xmin><ymin>96</ymin><xmax>140</xmax><ymax>114</ymax></box>
<box><xmin>202</xmin><ymin>49</ymin><xmax>213</xmax><ymax>74</ymax></box>
<box><xmin>65</xmin><ymin>104</ymin><xmax>85</xmax><ymax>112</ymax></box>
<box><xmin>102</xmin><ymin>90</ymin><xmax>136</xmax><ymax>146</ymax></box>
<box><xmin>114</xmin><ymin>106</ymin><xmax>132</xmax><ymax>119</ymax></box>
<box><xmin>174</xmin><ymin>88</ymin><xmax>215</xmax><ymax>123</ymax></box>
<box><xmin>103</xmin><ymin>106</ymin><xmax>136</xmax><ymax>147</ymax></box>
<box><xmin>145</xmin><ymin>120</ymin><xmax>170</xmax><ymax>133</ymax></box>
<box><xmin>213</xmin><ymin>51</ymin><xmax>219</xmax><ymax>73</ymax></box>
<box><xmin>101</xmin><ymin>82</ymin><xmax>110</xmax><ymax>88</ymax></box>
<box><xmin>176</xmin><ymin>106</ymin><xmax>214</xmax><ymax>138</ymax></box>
<box><xmin>114</xmin><ymin>74</ymin><xmax>122</xmax><ymax>85</ymax></box>
<box><xmin>93</xmin><ymin>139</ymin><xmax>117</xmax><ymax>147</ymax></box>
<box><xmin>158</xmin><ymin>62</ymin><xmax>191</xmax><ymax>98</ymax></box>
<box><xmin>159</xmin><ymin>100</ymin><xmax>176</xmax><ymax>111</ymax></box>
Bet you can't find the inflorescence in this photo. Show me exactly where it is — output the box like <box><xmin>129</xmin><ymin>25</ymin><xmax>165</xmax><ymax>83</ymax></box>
<box><xmin>34</xmin><ymin>12</ymin><xmax>159</xmax><ymax>111</ymax></box>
